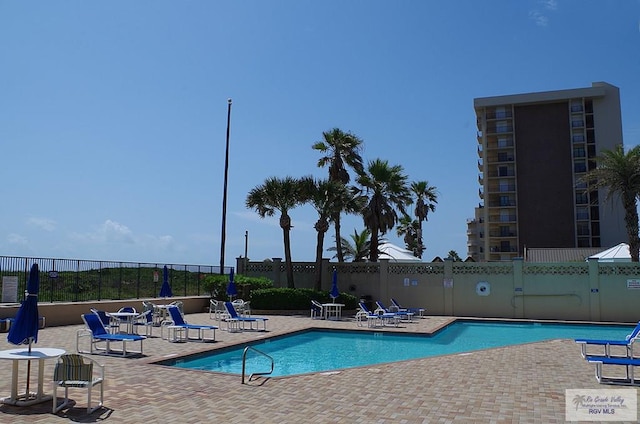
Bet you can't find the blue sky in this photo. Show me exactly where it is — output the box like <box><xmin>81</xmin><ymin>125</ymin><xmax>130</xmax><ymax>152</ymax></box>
<box><xmin>1</xmin><ymin>1</ymin><xmax>639</xmax><ymax>266</ymax></box>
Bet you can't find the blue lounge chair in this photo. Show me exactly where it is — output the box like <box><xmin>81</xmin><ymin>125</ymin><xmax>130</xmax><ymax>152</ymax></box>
<box><xmin>77</xmin><ymin>313</ymin><xmax>146</xmax><ymax>357</ymax></box>
<box><xmin>90</xmin><ymin>308</ymin><xmax>120</xmax><ymax>334</ymax></box>
<box><xmin>375</xmin><ymin>301</ymin><xmax>414</xmax><ymax>321</ymax></box>
<box><xmin>355</xmin><ymin>302</ymin><xmax>398</xmax><ymax>327</ymax></box>
<box><xmin>391</xmin><ymin>298</ymin><xmax>425</xmax><ymax>318</ymax></box>
<box><xmin>165</xmin><ymin>305</ymin><xmax>217</xmax><ymax>342</ymax></box>
<box><xmin>586</xmin><ymin>356</ymin><xmax>640</xmax><ymax>385</ymax></box>
<box><xmin>223</xmin><ymin>301</ymin><xmax>268</xmax><ymax>332</ymax></box>
<box><xmin>575</xmin><ymin>321</ymin><xmax>640</xmax><ymax>358</ymax></box>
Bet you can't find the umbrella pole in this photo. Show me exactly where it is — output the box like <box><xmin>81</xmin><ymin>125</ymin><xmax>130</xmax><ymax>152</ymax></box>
<box><xmin>25</xmin><ymin>339</ymin><xmax>32</xmax><ymax>400</ymax></box>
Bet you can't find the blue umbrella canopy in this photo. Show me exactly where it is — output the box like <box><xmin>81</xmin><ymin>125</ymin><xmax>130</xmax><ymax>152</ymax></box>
<box><xmin>226</xmin><ymin>269</ymin><xmax>237</xmax><ymax>299</ymax></box>
<box><xmin>159</xmin><ymin>265</ymin><xmax>173</xmax><ymax>298</ymax></box>
<box><xmin>330</xmin><ymin>270</ymin><xmax>339</xmax><ymax>300</ymax></box>
<box><xmin>8</xmin><ymin>263</ymin><xmax>40</xmax><ymax>347</ymax></box>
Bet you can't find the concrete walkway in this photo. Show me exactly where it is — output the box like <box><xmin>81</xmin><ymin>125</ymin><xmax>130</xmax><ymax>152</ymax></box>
<box><xmin>0</xmin><ymin>312</ymin><xmax>636</xmax><ymax>423</ymax></box>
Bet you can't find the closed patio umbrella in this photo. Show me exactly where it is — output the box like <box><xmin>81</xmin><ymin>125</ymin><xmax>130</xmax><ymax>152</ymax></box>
<box><xmin>7</xmin><ymin>263</ymin><xmax>41</xmax><ymax>399</ymax></box>
<box><xmin>159</xmin><ymin>265</ymin><xmax>173</xmax><ymax>298</ymax></box>
<box><xmin>330</xmin><ymin>270</ymin><xmax>339</xmax><ymax>301</ymax></box>
<box><xmin>226</xmin><ymin>269</ymin><xmax>237</xmax><ymax>300</ymax></box>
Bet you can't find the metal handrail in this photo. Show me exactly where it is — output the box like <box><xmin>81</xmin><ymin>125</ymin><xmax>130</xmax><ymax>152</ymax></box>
<box><xmin>242</xmin><ymin>346</ymin><xmax>274</xmax><ymax>384</ymax></box>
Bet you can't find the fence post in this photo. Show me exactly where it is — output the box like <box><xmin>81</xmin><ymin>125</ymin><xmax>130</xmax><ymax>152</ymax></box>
<box><xmin>443</xmin><ymin>258</ymin><xmax>454</xmax><ymax>316</ymax></box>
<box><xmin>588</xmin><ymin>258</ymin><xmax>601</xmax><ymax>321</ymax></box>
<box><xmin>512</xmin><ymin>258</ymin><xmax>524</xmax><ymax>319</ymax></box>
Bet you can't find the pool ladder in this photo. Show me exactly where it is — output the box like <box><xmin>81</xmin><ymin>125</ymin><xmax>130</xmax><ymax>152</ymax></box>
<box><xmin>242</xmin><ymin>346</ymin><xmax>274</xmax><ymax>384</ymax></box>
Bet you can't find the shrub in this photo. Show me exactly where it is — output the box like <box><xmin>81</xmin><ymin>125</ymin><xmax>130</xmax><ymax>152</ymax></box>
<box><xmin>202</xmin><ymin>274</ymin><xmax>274</xmax><ymax>300</ymax></box>
<box><xmin>250</xmin><ymin>288</ymin><xmax>358</xmax><ymax>310</ymax></box>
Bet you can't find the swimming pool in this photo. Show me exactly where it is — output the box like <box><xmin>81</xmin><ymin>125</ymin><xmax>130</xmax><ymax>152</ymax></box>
<box><xmin>161</xmin><ymin>321</ymin><xmax>634</xmax><ymax>377</ymax></box>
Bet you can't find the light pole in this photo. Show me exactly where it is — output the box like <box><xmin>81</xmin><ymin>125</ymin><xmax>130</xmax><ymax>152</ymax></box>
<box><xmin>220</xmin><ymin>98</ymin><xmax>232</xmax><ymax>274</ymax></box>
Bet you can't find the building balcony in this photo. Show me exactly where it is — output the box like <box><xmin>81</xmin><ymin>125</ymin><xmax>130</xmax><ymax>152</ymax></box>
<box><xmin>489</xmin><ymin>246</ymin><xmax>518</xmax><ymax>253</ymax></box>
<box><xmin>487</xmin><ymin>170</ymin><xmax>515</xmax><ymax>178</ymax></box>
<box><xmin>486</xmin><ymin>184</ymin><xmax>516</xmax><ymax>193</ymax></box>
<box><xmin>488</xmin><ymin>230</ymin><xmax>517</xmax><ymax>238</ymax></box>
<box><xmin>489</xmin><ymin>215</ymin><xmax>517</xmax><ymax>223</ymax></box>
<box><xmin>485</xmin><ymin>125</ymin><xmax>514</xmax><ymax>135</ymax></box>
<box><xmin>486</xmin><ymin>155</ymin><xmax>515</xmax><ymax>164</ymax></box>
<box><xmin>487</xmin><ymin>200</ymin><xmax>516</xmax><ymax>207</ymax></box>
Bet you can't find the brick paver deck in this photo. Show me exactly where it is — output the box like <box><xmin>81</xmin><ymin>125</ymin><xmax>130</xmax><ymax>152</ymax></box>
<box><xmin>0</xmin><ymin>312</ymin><xmax>637</xmax><ymax>423</ymax></box>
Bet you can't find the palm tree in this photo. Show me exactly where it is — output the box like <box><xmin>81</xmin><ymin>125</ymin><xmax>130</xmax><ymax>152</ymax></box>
<box><xmin>357</xmin><ymin>159</ymin><xmax>411</xmax><ymax>262</ymax></box>
<box><xmin>301</xmin><ymin>177</ymin><xmax>353</xmax><ymax>290</ymax></box>
<box><xmin>448</xmin><ymin>250</ymin><xmax>462</xmax><ymax>261</ymax></box>
<box><xmin>246</xmin><ymin>176</ymin><xmax>308</xmax><ymax>287</ymax></box>
<box><xmin>410</xmin><ymin>180</ymin><xmax>438</xmax><ymax>258</ymax></box>
<box><xmin>584</xmin><ymin>144</ymin><xmax>640</xmax><ymax>262</ymax></box>
<box><xmin>312</xmin><ymin>128</ymin><xmax>365</xmax><ymax>262</ymax></box>
<box><xmin>328</xmin><ymin>228</ymin><xmax>372</xmax><ymax>262</ymax></box>
<box><xmin>396</xmin><ymin>214</ymin><xmax>422</xmax><ymax>256</ymax></box>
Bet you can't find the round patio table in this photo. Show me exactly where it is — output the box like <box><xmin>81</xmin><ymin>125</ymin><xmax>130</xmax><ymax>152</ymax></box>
<box><xmin>0</xmin><ymin>347</ymin><xmax>66</xmax><ymax>406</ymax></box>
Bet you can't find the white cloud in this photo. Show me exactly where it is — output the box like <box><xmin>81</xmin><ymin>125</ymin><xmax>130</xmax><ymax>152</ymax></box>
<box><xmin>27</xmin><ymin>217</ymin><xmax>56</xmax><ymax>231</ymax></box>
<box><xmin>541</xmin><ymin>0</ymin><xmax>558</xmax><ymax>11</ymax></box>
<box><xmin>529</xmin><ymin>10</ymin><xmax>549</xmax><ymax>27</ymax></box>
<box><xmin>71</xmin><ymin>219</ymin><xmax>135</xmax><ymax>244</ymax></box>
<box><xmin>7</xmin><ymin>233</ymin><xmax>28</xmax><ymax>246</ymax></box>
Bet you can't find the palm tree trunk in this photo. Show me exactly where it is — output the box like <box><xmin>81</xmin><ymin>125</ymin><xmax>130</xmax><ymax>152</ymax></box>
<box><xmin>623</xmin><ymin>194</ymin><xmax>640</xmax><ymax>262</ymax></box>
<box><xmin>370</xmin><ymin>229</ymin><xmax>380</xmax><ymax>262</ymax></box>
<box><xmin>314</xmin><ymin>229</ymin><xmax>325</xmax><ymax>291</ymax></box>
<box><xmin>333</xmin><ymin>213</ymin><xmax>345</xmax><ymax>262</ymax></box>
<box><xmin>283</xmin><ymin>227</ymin><xmax>295</xmax><ymax>288</ymax></box>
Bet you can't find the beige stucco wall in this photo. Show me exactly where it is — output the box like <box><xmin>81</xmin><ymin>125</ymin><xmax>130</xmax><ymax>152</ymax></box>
<box><xmin>239</xmin><ymin>257</ymin><xmax>640</xmax><ymax>323</ymax></box>
<box><xmin>0</xmin><ymin>296</ymin><xmax>210</xmax><ymax>327</ymax></box>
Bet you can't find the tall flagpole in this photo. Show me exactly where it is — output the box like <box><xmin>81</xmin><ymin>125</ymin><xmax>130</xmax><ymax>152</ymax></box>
<box><xmin>220</xmin><ymin>98</ymin><xmax>232</xmax><ymax>274</ymax></box>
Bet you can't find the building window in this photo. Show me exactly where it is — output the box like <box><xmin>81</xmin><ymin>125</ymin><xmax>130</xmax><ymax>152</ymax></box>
<box><xmin>574</xmin><ymin>161</ymin><xmax>587</xmax><ymax>173</ymax></box>
<box><xmin>572</xmin><ymin>119</ymin><xmax>584</xmax><ymax>128</ymax></box>
<box><xmin>572</xmin><ymin>134</ymin><xmax>585</xmax><ymax>143</ymax></box>
<box><xmin>576</xmin><ymin>207</ymin><xmax>589</xmax><ymax>220</ymax></box>
<box><xmin>571</xmin><ymin>101</ymin><xmax>583</xmax><ymax>112</ymax></box>
<box><xmin>573</xmin><ymin>147</ymin><xmax>586</xmax><ymax>158</ymax></box>
<box><xmin>576</xmin><ymin>192</ymin><xmax>588</xmax><ymax>204</ymax></box>
<box><xmin>577</xmin><ymin>223</ymin><xmax>590</xmax><ymax>236</ymax></box>
<box><xmin>496</xmin><ymin>121</ymin><xmax>511</xmax><ymax>133</ymax></box>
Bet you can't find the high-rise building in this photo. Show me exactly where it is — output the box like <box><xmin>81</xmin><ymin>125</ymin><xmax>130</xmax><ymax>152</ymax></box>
<box><xmin>468</xmin><ymin>82</ymin><xmax>626</xmax><ymax>261</ymax></box>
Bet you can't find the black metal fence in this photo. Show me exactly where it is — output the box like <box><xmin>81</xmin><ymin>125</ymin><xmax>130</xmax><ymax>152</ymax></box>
<box><xmin>0</xmin><ymin>256</ymin><xmax>230</xmax><ymax>303</ymax></box>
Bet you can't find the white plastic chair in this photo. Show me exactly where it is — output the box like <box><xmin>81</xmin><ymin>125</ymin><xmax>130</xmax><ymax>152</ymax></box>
<box><xmin>52</xmin><ymin>353</ymin><xmax>105</xmax><ymax>414</ymax></box>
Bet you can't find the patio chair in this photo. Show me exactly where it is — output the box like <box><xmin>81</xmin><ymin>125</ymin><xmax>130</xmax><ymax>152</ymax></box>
<box><xmin>90</xmin><ymin>308</ymin><xmax>120</xmax><ymax>334</ymax></box>
<box><xmin>52</xmin><ymin>353</ymin><xmax>105</xmax><ymax>414</ymax></box>
<box><xmin>375</xmin><ymin>301</ymin><xmax>414</xmax><ymax>321</ymax></box>
<box><xmin>310</xmin><ymin>300</ymin><xmax>324</xmax><ymax>319</ymax></box>
<box><xmin>355</xmin><ymin>302</ymin><xmax>398</xmax><ymax>327</ymax></box>
<box><xmin>132</xmin><ymin>309</ymin><xmax>154</xmax><ymax>336</ymax></box>
<box><xmin>223</xmin><ymin>301</ymin><xmax>268</xmax><ymax>332</ymax></box>
<box><xmin>209</xmin><ymin>299</ymin><xmax>230</xmax><ymax>324</ymax></box>
<box><xmin>575</xmin><ymin>321</ymin><xmax>640</xmax><ymax>358</ymax></box>
<box><xmin>77</xmin><ymin>313</ymin><xmax>146</xmax><ymax>357</ymax></box>
<box><xmin>390</xmin><ymin>298</ymin><xmax>425</xmax><ymax>318</ymax></box>
<box><xmin>163</xmin><ymin>305</ymin><xmax>217</xmax><ymax>342</ymax></box>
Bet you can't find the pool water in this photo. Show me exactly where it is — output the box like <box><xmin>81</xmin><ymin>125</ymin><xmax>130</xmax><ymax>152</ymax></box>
<box><xmin>163</xmin><ymin>321</ymin><xmax>634</xmax><ymax>377</ymax></box>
